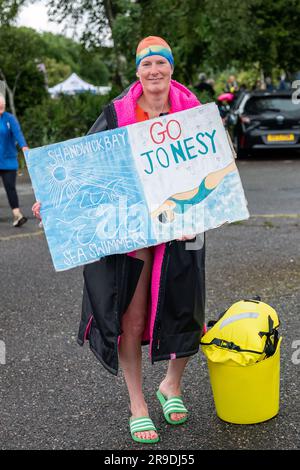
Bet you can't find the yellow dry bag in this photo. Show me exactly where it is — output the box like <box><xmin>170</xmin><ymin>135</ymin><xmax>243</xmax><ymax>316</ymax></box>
<box><xmin>201</xmin><ymin>298</ymin><xmax>280</xmax><ymax>366</ymax></box>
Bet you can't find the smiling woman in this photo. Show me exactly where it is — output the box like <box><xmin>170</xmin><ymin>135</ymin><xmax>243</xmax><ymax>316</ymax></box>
<box><xmin>78</xmin><ymin>35</ymin><xmax>205</xmax><ymax>445</ymax></box>
<box><xmin>80</xmin><ymin>36</ymin><xmax>204</xmax><ymax>445</ymax></box>
<box><xmin>32</xmin><ymin>35</ymin><xmax>206</xmax><ymax>447</ymax></box>
<box><xmin>135</xmin><ymin>37</ymin><xmax>174</xmax><ymax>119</ymax></box>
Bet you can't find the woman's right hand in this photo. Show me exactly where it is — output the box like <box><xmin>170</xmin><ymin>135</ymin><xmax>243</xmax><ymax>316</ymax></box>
<box><xmin>32</xmin><ymin>201</ymin><xmax>42</xmax><ymax>221</ymax></box>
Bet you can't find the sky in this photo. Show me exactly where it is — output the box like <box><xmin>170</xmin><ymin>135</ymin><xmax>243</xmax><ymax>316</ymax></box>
<box><xmin>16</xmin><ymin>1</ymin><xmax>75</xmax><ymax>37</ymax></box>
<box><xmin>16</xmin><ymin>1</ymin><xmax>111</xmax><ymax>45</ymax></box>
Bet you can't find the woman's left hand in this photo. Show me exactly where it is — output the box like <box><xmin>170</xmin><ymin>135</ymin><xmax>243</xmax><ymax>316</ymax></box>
<box><xmin>32</xmin><ymin>201</ymin><xmax>42</xmax><ymax>221</ymax></box>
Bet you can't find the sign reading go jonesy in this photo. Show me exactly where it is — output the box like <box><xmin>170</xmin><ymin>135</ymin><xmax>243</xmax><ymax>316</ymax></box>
<box><xmin>142</xmin><ymin>117</ymin><xmax>216</xmax><ymax>174</ymax></box>
<box><xmin>25</xmin><ymin>102</ymin><xmax>249</xmax><ymax>271</ymax></box>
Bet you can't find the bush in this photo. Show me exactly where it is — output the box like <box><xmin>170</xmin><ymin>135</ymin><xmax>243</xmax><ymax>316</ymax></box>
<box><xmin>21</xmin><ymin>92</ymin><xmax>110</xmax><ymax>149</ymax></box>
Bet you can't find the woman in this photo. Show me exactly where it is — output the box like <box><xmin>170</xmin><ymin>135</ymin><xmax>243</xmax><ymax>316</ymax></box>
<box><xmin>0</xmin><ymin>94</ymin><xmax>28</xmax><ymax>227</ymax></box>
<box><xmin>33</xmin><ymin>36</ymin><xmax>206</xmax><ymax>444</ymax></box>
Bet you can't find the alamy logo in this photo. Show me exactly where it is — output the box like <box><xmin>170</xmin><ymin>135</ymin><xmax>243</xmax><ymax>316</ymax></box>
<box><xmin>292</xmin><ymin>81</ymin><xmax>300</xmax><ymax>104</ymax></box>
<box><xmin>291</xmin><ymin>340</ymin><xmax>300</xmax><ymax>365</ymax></box>
<box><xmin>0</xmin><ymin>340</ymin><xmax>6</xmax><ymax>365</ymax></box>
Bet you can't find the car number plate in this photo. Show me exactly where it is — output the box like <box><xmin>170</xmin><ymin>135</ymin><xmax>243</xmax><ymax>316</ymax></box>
<box><xmin>267</xmin><ymin>134</ymin><xmax>295</xmax><ymax>142</ymax></box>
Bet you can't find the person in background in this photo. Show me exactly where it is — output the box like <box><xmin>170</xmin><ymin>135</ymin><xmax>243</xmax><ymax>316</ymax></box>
<box><xmin>278</xmin><ymin>73</ymin><xmax>290</xmax><ymax>90</ymax></box>
<box><xmin>32</xmin><ymin>36</ymin><xmax>206</xmax><ymax>445</ymax></box>
<box><xmin>225</xmin><ymin>75</ymin><xmax>239</xmax><ymax>94</ymax></box>
<box><xmin>195</xmin><ymin>72</ymin><xmax>215</xmax><ymax>99</ymax></box>
<box><xmin>253</xmin><ymin>78</ymin><xmax>267</xmax><ymax>91</ymax></box>
<box><xmin>206</xmin><ymin>78</ymin><xmax>216</xmax><ymax>96</ymax></box>
<box><xmin>265</xmin><ymin>77</ymin><xmax>274</xmax><ymax>91</ymax></box>
<box><xmin>0</xmin><ymin>94</ymin><xmax>28</xmax><ymax>227</ymax></box>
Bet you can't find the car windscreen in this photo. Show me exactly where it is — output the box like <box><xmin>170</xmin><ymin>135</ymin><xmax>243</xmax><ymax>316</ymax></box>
<box><xmin>244</xmin><ymin>96</ymin><xmax>300</xmax><ymax>117</ymax></box>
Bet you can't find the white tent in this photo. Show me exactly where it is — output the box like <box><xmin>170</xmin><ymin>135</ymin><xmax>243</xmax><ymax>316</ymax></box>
<box><xmin>48</xmin><ymin>73</ymin><xmax>111</xmax><ymax>97</ymax></box>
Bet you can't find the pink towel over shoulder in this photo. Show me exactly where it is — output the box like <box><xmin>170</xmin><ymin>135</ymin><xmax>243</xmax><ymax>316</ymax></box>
<box><xmin>114</xmin><ymin>79</ymin><xmax>200</xmax><ymax>128</ymax></box>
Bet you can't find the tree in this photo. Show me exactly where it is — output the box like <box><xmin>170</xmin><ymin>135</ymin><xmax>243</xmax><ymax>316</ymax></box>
<box><xmin>202</xmin><ymin>0</ymin><xmax>300</xmax><ymax>76</ymax></box>
<box><xmin>135</xmin><ymin>0</ymin><xmax>207</xmax><ymax>85</ymax></box>
<box><xmin>22</xmin><ymin>93</ymin><xmax>109</xmax><ymax>147</ymax></box>
<box><xmin>0</xmin><ymin>26</ymin><xmax>47</xmax><ymax>116</ymax></box>
<box><xmin>46</xmin><ymin>0</ymin><xmax>129</xmax><ymax>87</ymax></box>
<box><xmin>249</xmin><ymin>0</ymin><xmax>300</xmax><ymax>74</ymax></box>
<box><xmin>0</xmin><ymin>0</ymin><xmax>27</xmax><ymax>25</ymax></box>
<box><xmin>40</xmin><ymin>31</ymin><xmax>110</xmax><ymax>85</ymax></box>
<box><xmin>33</xmin><ymin>0</ymin><xmax>300</xmax><ymax>88</ymax></box>
<box><xmin>42</xmin><ymin>57</ymin><xmax>72</xmax><ymax>88</ymax></box>
<box><xmin>77</xmin><ymin>47</ymin><xmax>109</xmax><ymax>85</ymax></box>
<box><xmin>45</xmin><ymin>0</ymin><xmax>209</xmax><ymax>87</ymax></box>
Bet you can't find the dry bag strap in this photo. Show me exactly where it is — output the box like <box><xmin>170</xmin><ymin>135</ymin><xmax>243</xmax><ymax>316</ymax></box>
<box><xmin>243</xmin><ymin>296</ymin><xmax>261</xmax><ymax>303</ymax></box>
<box><xmin>201</xmin><ymin>337</ymin><xmax>262</xmax><ymax>355</ymax></box>
<box><xmin>210</xmin><ymin>338</ymin><xmax>242</xmax><ymax>352</ymax></box>
<box><xmin>259</xmin><ymin>315</ymin><xmax>279</xmax><ymax>357</ymax></box>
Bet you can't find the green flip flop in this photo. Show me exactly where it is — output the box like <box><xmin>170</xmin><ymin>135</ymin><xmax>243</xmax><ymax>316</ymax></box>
<box><xmin>129</xmin><ymin>416</ymin><xmax>160</xmax><ymax>444</ymax></box>
<box><xmin>156</xmin><ymin>390</ymin><xmax>188</xmax><ymax>425</ymax></box>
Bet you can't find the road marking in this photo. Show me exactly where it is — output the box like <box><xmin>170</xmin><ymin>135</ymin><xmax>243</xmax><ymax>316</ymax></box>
<box><xmin>251</xmin><ymin>214</ymin><xmax>300</xmax><ymax>218</ymax></box>
<box><xmin>0</xmin><ymin>230</ymin><xmax>44</xmax><ymax>241</ymax></box>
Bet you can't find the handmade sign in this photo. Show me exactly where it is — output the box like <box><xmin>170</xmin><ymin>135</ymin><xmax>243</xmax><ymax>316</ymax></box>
<box><xmin>25</xmin><ymin>103</ymin><xmax>249</xmax><ymax>271</ymax></box>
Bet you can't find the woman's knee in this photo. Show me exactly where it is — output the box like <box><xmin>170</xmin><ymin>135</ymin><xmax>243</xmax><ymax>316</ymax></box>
<box><xmin>122</xmin><ymin>311</ymin><xmax>147</xmax><ymax>338</ymax></box>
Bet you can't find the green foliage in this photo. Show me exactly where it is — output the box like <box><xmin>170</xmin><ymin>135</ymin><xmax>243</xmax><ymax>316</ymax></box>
<box><xmin>203</xmin><ymin>0</ymin><xmax>300</xmax><ymax>75</ymax></box>
<box><xmin>15</xmin><ymin>65</ymin><xmax>48</xmax><ymax>117</ymax></box>
<box><xmin>0</xmin><ymin>26</ymin><xmax>48</xmax><ymax>114</ymax></box>
<box><xmin>77</xmin><ymin>47</ymin><xmax>109</xmax><ymax>85</ymax></box>
<box><xmin>0</xmin><ymin>24</ymin><xmax>111</xmax><ymax>119</ymax></box>
<box><xmin>202</xmin><ymin>0</ymin><xmax>254</xmax><ymax>71</ymax></box>
<box><xmin>46</xmin><ymin>0</ymin><xmax>300</xmax><ymax>83</ymax></box>
<box><xmin>235</xmin><ymin>67</ymin><xmax>262</xmax><ymax>91</ymax></box>
<box><xmin>214</xmin><ymin>68</ymin><xmax>243</xmax><ymax>96</ymax></box>
<box><xmin>2</xmin><ymin>0</ymin><xmax>299</xmax><ymax>152</ymax></box>
<box><xmin>43</xmin><ymin>57</ymin><xmax>72</xmax><ymax>87</ymax></box>
<box><xmin>0</xmin><ymin>26</ymin><xmax>45</xmax><ymax>70</ymax></box>
<box><xmin>0</xmin><ymin>0</ymin><xmax>26</xmax><ymax>25</ymax></box>
<box><xmin>40</xmin><ymin>31</ymin><xmax>110</xmax><ymax>85</ymax></box>
<box><xmin>22</xmin><ymin>93</ymin><xmax>110</xmax><ymax>148</ymax></box>
<box><xmin>40</xmin><ymin>32</ymin><xmax>80</xmax><ymax>69</ymax></box>
<box><xmin>189</xmin><ymin>87</ymin><xmax>213</xmax><ymax>105</ymax></box>
<box><xmin>250</xmin><ymin>0</ymin><xmax>300</xmax><ymax>74</ymax></box>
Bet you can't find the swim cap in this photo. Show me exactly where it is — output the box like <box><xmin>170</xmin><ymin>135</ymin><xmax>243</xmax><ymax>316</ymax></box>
<box><xmin>136</xmin><ymin>36</ymin><xmax>174</xmax><ymax>68</ymax></box>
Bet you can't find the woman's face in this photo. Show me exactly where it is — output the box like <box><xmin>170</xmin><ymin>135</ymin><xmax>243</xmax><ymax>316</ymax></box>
<box><xmin>0</xmin><ymin>98</ymin><xmax>5</xmax><ymax>115</ymax></box>
<box><xmin>137</xmin><ymin>55</ymin><xmax>173</xmax><ymax>94</ymax></box>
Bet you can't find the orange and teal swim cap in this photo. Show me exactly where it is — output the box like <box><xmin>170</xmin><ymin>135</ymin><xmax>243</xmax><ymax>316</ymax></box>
<box><xmin>136</xmin><ymin>36</ymin><xmax>174</xmax><ymax>68</ymax></box>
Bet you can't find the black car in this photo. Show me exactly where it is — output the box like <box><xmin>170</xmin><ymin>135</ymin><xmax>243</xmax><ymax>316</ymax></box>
<box><xmin>226</xmin><ymin>90</ymin><xmax>300</xmax><ymax>157</ymax></box>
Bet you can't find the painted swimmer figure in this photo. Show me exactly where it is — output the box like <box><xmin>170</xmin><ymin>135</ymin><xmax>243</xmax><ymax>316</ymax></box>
<box><xmin>151</xmin><ymin>160</ymin><xmax>236</xmax><ymax>222</ymax></box>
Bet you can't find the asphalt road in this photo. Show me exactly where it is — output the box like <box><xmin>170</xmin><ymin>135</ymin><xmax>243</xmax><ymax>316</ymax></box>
<box><xmin>0</xmin><ymin>154</ymin><xmax>299</xmax><ymax>450</ymax></box>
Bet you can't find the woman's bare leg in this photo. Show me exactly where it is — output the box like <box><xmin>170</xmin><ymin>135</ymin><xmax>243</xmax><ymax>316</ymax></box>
<box><xmin>118</xmin><ymin>248</ymin><xmax>158</xmax><ymax>440</ymax></box>
<box><xmin>159</xmin><ymin>357</ymin><xmax>189</xmax><ymax>421</ymax></box>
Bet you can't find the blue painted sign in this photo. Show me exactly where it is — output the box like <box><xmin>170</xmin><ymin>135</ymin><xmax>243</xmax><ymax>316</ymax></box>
<box><xmin>25</xmin><ymin>103</ymin><xmax>249</xmax><ymax>271</ymax></box>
